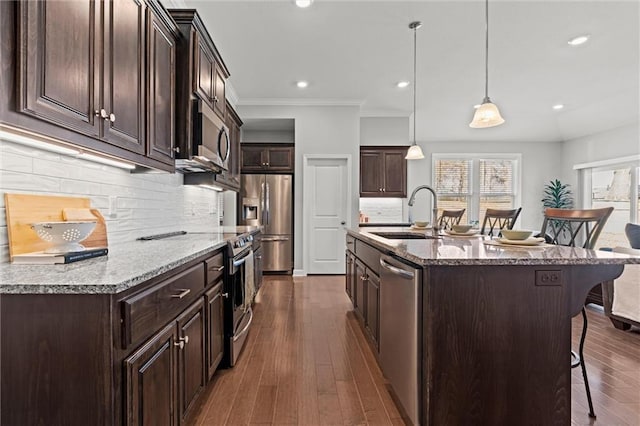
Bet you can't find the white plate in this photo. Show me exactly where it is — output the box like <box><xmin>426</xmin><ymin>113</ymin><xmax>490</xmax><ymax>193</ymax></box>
<box><xmin>445</xmin><ymin>229</ymin><xmax>480</xmax><ymax>236</ymax></box>
<box><xmin>410</xmin><ymin>225</ymin><xmax>432</xmax><ymax>230</ymax></box>
<box><xmin>496</xmin><ymin>237</ymin><xmax>546</xmax><ymax>246</ymax></box>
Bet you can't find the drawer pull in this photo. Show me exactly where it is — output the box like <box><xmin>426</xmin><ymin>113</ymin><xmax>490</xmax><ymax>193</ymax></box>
<box><xmin>171</xmin><ymin>289</ymin><xmax>191</xmax><ymax>299</ymax></box>
<box><xmin>210</xmin><ymin>265</ymin><xmax>224</xmax><ymax>272</ymax></box>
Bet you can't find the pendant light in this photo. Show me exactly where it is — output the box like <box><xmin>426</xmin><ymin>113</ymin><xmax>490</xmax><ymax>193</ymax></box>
<box><xmin>469</xmin><ymin>0</ymin><xmax>505</xmax><ymax>128</ymax></box>
<box><xmin>405</xmin><ymin>21</ymin><xmax>425</xmax><ymax>160</ymax></box>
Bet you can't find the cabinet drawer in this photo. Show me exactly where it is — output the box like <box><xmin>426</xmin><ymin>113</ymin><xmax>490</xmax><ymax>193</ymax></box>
<box><xmin>346</xmin><ymin>235</ymin><xmax>355</xmax><ymax>253</ymax></box>
<box><xmin>122</xmin><ymin>264</ymin><xmax>205</xmax><ymax>348</ymax></box>
<box><xmin>205</xmin><ymin>251</ymin><xmax>225</xmax><ymax>286</ymax></box>
<box><xmin>355</xmin><ymin>240</ymin><xmax>381</xmax><ymax>276</ymax></box>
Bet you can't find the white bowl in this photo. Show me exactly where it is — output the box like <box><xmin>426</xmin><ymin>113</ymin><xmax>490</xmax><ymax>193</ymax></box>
<box><xmin>413</xmin><ymin>220</ymin><xmax>429</xmax><ymax>228</ymax></box>
<box><xmin>31</xmin><ymin>221</ymin><xmax>97</xmax><ymax>253</ymax></box>
<box><xmin>501</xmin><ymin>229</ymin><xmax>533</xmax><ymax>241</ymax></box>
<box><xmin>452</xmin><ymin>224</ymin><xmax>473</xmax><ymax>233</ymax></box>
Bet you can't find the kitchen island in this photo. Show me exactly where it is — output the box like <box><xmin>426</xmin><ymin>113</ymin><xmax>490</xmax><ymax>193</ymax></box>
<box><xmin>346</xmin><ymin>227</ymin><xmax>639</xmax><ymax>426</ymax></box>
<box><xmin>0</xmin><ymin>227</ymin><xmax>260</xmax><ymax>426</ymax></box>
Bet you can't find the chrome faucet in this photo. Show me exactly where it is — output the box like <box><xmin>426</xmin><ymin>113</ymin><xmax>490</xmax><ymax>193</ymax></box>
<box><xmin>408</xmin><ymin>185</ymin><xmax>439</xmax><ymax>230</ymax></box>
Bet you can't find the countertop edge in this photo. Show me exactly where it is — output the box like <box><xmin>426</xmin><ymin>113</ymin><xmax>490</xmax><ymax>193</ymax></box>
<box><xmin>347</xmin><ymin>228</ymin><xmax>640</xmax><ymax>266</ymax></box>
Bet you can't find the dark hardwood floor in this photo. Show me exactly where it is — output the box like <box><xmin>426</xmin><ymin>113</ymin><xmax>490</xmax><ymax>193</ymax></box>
<box><xmin>191</xmin><ymin>275</ymin><xmax>640</xmax><ymax>426</ymax></box>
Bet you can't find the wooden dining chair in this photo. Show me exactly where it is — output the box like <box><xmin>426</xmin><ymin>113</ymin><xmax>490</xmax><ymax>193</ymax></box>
<box><xmin>437</xmin><ymin>209</ymin><xmax>465</xmax><ymax>230</ymax></box>
<box><xmin>539</xmin><ymin>207</ymin><xmax>614</xmax><ymax>419</ymax></box>
<box><xmin>480</xmin><ymin>207</ymin><xmax>522</xmax><ymax>237</ymax></box>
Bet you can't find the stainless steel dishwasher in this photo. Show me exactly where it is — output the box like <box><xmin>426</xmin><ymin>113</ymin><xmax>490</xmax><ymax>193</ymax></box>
<box><xmin>379</xmin><ymin>255</ymin><xmax>422</xmax><ymax>426</ymax></box>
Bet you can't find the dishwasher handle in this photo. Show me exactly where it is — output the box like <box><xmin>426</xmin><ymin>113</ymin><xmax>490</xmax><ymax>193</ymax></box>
<box><xmin>380</xmin><ymin>258</ymin><xmax>415</xmax><ymax>279</ymax></box>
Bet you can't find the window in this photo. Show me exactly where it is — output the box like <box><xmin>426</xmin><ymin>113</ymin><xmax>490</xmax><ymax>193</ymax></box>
<box><xmin>433</xmin><ymin>154</ymin><xmax>520</xmax><ymax>225</ymax></box>
<box><xmin>581</xmin><ymin>164</ymin><xmax>640</xmax><ymax>248</ymax></box>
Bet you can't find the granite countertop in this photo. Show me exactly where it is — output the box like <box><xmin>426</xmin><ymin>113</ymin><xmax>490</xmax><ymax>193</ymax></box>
<box><xmin>0</xmin><ymin>227</ymin><xmax>261</xmax><ymax>295</ymax></box>
<box><xmin>349</xmin><ymin>227</ymin><xmax>640</xmax><ymax>267</ymax></box>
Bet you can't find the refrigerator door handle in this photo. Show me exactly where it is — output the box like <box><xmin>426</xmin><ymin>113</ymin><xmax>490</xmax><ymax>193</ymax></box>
<box><xmin>260</xmin><ymin>181</ymin><xmax>266</xmax><ymax>224</ymax></box>
<box><xmin>265</xmin><ymin>182</ymin><xmax>270</xmax><ymax>225</ymax></box>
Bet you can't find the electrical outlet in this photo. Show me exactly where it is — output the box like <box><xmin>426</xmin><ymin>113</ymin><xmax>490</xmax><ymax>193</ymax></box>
<box><xmin>108</xmin><ymin>196</ymin><xmax>117</xmax><ymax>218</ymax></box>
<box><xmin>535</xmin><ymin>270</ymin><xmax>562</xmax><ymax>286</ymax></box>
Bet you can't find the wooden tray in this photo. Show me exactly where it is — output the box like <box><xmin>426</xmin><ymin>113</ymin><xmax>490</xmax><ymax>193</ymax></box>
<box><xmin>5</xmin><ymin>193</ymin><xmax>108</xmax><ymax>261</ymax></box>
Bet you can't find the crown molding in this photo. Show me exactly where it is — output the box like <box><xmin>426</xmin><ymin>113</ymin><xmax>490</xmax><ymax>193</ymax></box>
<box><xmin>236</xmin><ymin>98</ymin><xmax>364</xmax><ymax>107</ymax></box>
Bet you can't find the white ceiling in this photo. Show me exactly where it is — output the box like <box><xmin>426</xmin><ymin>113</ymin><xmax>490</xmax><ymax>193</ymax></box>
<box><xmin>184</xmin><ymin>1</ymin><xmax>639</xmax><ymax>142</ymax></box>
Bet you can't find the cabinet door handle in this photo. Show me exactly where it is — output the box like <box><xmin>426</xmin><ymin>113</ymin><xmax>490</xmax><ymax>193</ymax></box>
<box><xmin>171</xmin><ymin>288</ymin><xmax>191</xmax><ymax>299</ymax></box>
<box><xmin>174</xmin><ymin>336</ymin><xmax>189</xmax><ymax>349</ymax></box>
<box><xmin>109</xmin><ymin>113</ymin><xmax>116</xmax><ymax>123</ymax></box>
<box><xmin>211</xmin><ymin>265</ymin><xmax>224</xmax><ymax>272</ymax></box>
<box><xmin>96</xmin><ymin>109</ymin><xmax>109</xmax><ymax>120</ymax></box>
<box><xmin>222</xmin><ymin>292</ymin><xmax>229</xmax><ymax>298</ymax></box>
<box><xmin>213</xmin><ymin>96</ymin><xmax>219</xmax><ymax>102</ymax></box>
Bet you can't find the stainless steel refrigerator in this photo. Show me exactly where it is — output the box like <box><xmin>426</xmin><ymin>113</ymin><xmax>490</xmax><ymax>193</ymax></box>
<box><xmin>239</xmin><ymin>174</ymin><xmax>293</xmax><ymax>273</ymax></box>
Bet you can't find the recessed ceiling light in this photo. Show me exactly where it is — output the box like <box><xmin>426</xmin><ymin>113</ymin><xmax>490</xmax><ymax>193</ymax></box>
<box><xmin>397</xmin><ymin>81</ymin><xmax>410</xmax><ymax>88</ymax></box>
<box><xmin>296</xmin><ymin>81</ymin><xmax>308</xmax><ymax>88</ymax></box>
<box><xmin>567</xmin><ymin>35</ymin><xmax>590</xmax><ymax>46</ymax></box>
<box><xmin>552</xmin><ymin>104</ymin><xmax>564</xmax><ymax>110</ymax></box>
<box><xmin>295</xmin><ymin>0</ymin><xmax>313</xmax><ymax>8</ymax></box>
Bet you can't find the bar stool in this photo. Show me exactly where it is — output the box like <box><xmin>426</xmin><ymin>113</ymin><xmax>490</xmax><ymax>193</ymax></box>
<box><xmin>480</xmin><ymin>207</ymin><xmax>522</xmax><ymax>237</ymax></box>
<box><xmin>539</xmin><ymin>207</ymin><xmax>614</xmax><ymax>419</ymax></box>
<box><xmin>438</xmin><ymin>209</ymin><xmax>465</xmax><ymax>230</ymax></box>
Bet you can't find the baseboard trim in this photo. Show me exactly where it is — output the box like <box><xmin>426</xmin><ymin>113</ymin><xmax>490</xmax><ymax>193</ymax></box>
<box><xmin>292</xmin><ymin>269</ymin><xmax>307</xmax><ymax>277</ymax></box>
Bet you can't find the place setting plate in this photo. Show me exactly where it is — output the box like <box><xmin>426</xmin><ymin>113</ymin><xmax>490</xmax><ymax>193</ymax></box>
<box><xmin>443</xmin><ymin>229</ymin><xmax>481</xmax><ymax>237</ymax></box>
<box><xmin>484</xmin><ymin>236</ymin><xmax>550</xmax><ymax>248</ymax></box>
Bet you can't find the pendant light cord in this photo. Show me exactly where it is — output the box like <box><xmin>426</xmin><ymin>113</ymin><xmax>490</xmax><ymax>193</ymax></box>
<box><xmin>413</xmin><ymin>24</ymin><xmax>417</xmax><ymax>144</ymax></box>
<box><xmin>484</xmin><ymin>0</ymin><xmax>489</xmax><ymax>100</ymax></box>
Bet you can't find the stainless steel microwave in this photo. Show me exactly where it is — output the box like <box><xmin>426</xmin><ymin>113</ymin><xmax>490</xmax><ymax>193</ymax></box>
<box><xmin>184</xmin><ymin>99</ymin><xmax>229</xmax><ymax>173</ymax></box>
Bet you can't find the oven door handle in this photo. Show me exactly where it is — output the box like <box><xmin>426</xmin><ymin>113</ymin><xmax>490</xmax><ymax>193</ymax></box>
<box><xmin>233</xmin><ymin>255</ymin><xmax>249</xmax><ymax>267</ymax></box>
<box><xmin>233</xmin><ymin>307</ymin><xmax>254</xmax><ymax>342</ymax></box>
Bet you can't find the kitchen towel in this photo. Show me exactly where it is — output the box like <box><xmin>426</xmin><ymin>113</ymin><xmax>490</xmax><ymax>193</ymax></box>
<box><xmin>611</xmin><ymin>247</ymin><xmax>640</xmax><ymax>323</ymax></box>
<box><xmin>243</xmin><ymin>249</ymin><xmax>255</xmax><ymax>312</ymax></box>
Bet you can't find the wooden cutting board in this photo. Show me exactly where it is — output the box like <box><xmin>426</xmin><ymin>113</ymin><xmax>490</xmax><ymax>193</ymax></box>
<box><xmin>4</xmin><ymin>193</ymin><xmax>108</xmax><ymax>261</ymax></box>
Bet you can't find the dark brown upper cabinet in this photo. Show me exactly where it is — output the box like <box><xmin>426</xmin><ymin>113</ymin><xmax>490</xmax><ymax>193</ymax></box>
<box><xmin>12</xmin><ymin>0</ymin><xmax>177</xmax><ymax>171</ymax></box>
<box><xmin>170</xmin><ymin>9</ymin><xmax>231</xmax><ymax>164</ymax></box>
<box><xmin>241</xmin><ymin>143</ymin><xmax>295</xmax><ymax>173</ymax></box>
<box><xmin>360</xmin><ymin>146</ymin><xmax>408</xmax><ymax>197</ymax></box>
<box><xmin>146</xmin><ymin>8</ymin><xmax>176</xmax><ymax>165</ymax></box>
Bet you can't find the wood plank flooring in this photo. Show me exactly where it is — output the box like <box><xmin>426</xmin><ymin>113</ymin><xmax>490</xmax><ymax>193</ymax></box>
<box><xmin>191</xmin><ymin>275</ymin><xmax>640</xmax><ymax>426</ymax></box>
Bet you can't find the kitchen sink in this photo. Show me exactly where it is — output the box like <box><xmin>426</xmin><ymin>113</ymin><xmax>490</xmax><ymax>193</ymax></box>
<box><xmin>369</xmin><ymin>232</ymin><xmax>440</xmax><ymax>240</ymax></box>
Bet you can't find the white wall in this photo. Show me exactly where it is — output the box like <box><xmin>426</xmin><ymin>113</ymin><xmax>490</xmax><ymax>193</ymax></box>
<box><xmin>238</xmin><ymin>105</ymin><xmax>360</xmax><ymax>273</ymax></box>
<box><xmin>560</xmin><ymin>122</ymin><xmax>640</xmax><ymax>192</ymax></box>
<box><xmin>242</xmin><ymin>130</ymin><xmax>294</xmax><ymax>143</ymax></box>
<box><xmin>0</xmin><ymin>139</ymin><xmax>221</xmax><ymax>263</ymax></box>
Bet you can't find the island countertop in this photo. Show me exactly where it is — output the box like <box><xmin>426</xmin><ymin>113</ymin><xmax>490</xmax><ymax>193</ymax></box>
<box><xmin>0</xmin><ymin>226</ymin><xmax>261</xmax><ymax>295</ymax></box>
<box><xmin>348</xmin><ymin>227</ymin><xmax>640</xmax><ymax>267</ymax></box>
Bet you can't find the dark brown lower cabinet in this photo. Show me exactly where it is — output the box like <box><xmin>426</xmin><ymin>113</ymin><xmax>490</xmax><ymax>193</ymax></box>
<box><xmin>205</xmin><ymin>281</ymin><xmax>225</xmax><ymax>379</ymax></box>
<box><xmin>365</xmin><ymin>271</ymin><xmax>380</xmax><ymax>350</ymax></box>
<box><xmin>177</xmin><ymin>298</ymin><xmax>206</xmax><ymax>422</ymax></box>
<box><xmin>124</xmin><ymin>322</ymin><xmax>178</xmax><ymax>426</ymax></box>
<box><xmin>354</xmin><ymin>259</ymin><xmax>366</xmax><ymax>320</ymax></box>
<box><xmin>345</xmin><ymin>252</ymin><xmax>354</xmax><ymax>300</ymax></box>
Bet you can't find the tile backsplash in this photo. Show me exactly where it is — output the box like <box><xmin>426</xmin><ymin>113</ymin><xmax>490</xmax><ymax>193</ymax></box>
<box><xmin>0</xmin><ymin>140</ymin><xmax>221</xmax><ymax>263</ymax></box>
<box><xmin>359</xmin><ymin>198</ymin><xmax>404</xmax><ymax>223</ymax></box>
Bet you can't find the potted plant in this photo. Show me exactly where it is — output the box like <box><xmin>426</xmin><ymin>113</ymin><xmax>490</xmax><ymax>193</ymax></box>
<box><xmin>541</xmin><ymin>179</ymin><xmax>574</xmax><ymax>241</ymax></box>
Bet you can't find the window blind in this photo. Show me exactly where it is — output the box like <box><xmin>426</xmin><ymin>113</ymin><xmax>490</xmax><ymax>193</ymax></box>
<box><xmin>479</xmin><ymin>159</ymin><xmax>514</xmax><ymax>195</ymax></box>
<box><xmin>434</xmin><ymin>159</ymin><xmax>471</xmax><ymax>195</ymax></box>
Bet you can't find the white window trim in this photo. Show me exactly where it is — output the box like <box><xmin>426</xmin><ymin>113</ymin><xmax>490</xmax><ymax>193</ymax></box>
<box><xmin>432</xmin><ymin>153</ymin><xmax>522</xmax><ymax>223</ymax></box>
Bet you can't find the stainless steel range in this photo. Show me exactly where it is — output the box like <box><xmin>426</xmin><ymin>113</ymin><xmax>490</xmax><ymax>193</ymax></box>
<box><xmin>224</xmin><ymin>232</ymin><xmax>255</xmax><ymax>367</ymax></box>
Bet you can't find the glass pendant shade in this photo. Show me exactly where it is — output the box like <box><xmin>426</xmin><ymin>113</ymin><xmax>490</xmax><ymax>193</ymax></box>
<box><xmin>469</xmin><ymin>98</ymin><xmax>505</xmax><ymax>128</ymax></box>
<box><xmin>405</xmin><ymin>144</ymin><xmax>425</xmax><ymax>160</ymax></box>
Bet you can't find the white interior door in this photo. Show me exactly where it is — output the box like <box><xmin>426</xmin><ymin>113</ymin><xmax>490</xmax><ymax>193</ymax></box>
<box><xmin>304</xmin><ymin>156</ymin><xmax>351</xmax><ymax>274</ymax></box>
